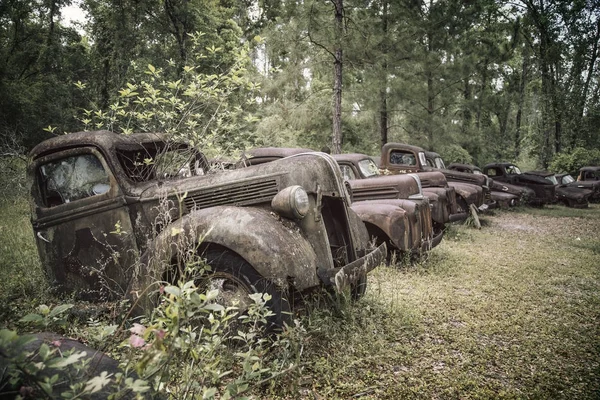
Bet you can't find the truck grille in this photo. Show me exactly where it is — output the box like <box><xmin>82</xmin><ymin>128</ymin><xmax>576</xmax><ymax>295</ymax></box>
<box><xmin>352</xmin><ymin>186</ymin><xmax>399</xmax><ymax>201</ymax></box>
<box><xmin>183</xmin><ymin>178</ymin><xmax>279</xmax><ymax>210</ymax></box>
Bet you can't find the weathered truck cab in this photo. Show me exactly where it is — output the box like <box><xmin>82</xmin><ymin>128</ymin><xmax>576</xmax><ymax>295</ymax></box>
<box><xmin>482</xmin><ymin>163</ymin><xmax>555</xmax><ymax>206</ymax></box>
<box><xmin>28</xmin><ymin>131</ymin><xmax>386</xmax><ymax>326</ymax></box>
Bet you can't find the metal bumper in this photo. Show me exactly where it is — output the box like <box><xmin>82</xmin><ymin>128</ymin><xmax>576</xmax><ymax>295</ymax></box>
<box><xmin>318</xmin><ymin>242</ymin><xmax>387</xmax><ymax>287</ymax></box>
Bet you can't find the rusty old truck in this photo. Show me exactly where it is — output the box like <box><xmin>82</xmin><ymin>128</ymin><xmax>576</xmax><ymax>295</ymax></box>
<box><xmin>28</xmin><ymin>131</ymin><xmax>386</xmax><ymax>327</ymax></box>
<box><xmin>447</xmin><ymin>163</ymin><xmax>529</xmax><ymax>208</ymax></box>
<box><xmin>482</xmin><ymin>163</ymin><xmax>556</xmax><ymax>206</ymax></box>
<box><xmin>239</xmin><ymin>148</ymin><xmax>447</xmax><ymax>259</ymax></box>
<box><xmin>576</xmin><ymin>167</ymin><xmax>600</xmax><ymax>201</ymax></box>
<box><xmin>332</xmin><ymin>153</ymin><xmax>449</xmax><ymax>249</ymax></box>
<box><xmin>376</xmin><ymin>143</ymin><xmax>486</xmax><ymax>218</ymax></box>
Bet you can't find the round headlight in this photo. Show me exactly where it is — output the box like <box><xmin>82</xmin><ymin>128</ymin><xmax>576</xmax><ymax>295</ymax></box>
<box><xmin>271</xmin><ymin>185</ymin><xmax>310</xmax><ymax>220</ymax></box>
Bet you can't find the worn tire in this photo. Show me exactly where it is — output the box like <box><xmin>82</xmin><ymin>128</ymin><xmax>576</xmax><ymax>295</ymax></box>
<box><xmin>200</xmin><ymin>249</ymin><xmax>292</xmax><ymax>331</ymax></box>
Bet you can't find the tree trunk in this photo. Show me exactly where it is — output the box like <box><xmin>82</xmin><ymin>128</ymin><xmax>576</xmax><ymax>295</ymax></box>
<box><xmin>379</xmin><ymin>0</ymin><xmax>389</xmax><ymax>148</ymax></box>
<box><xmin>331</xmin><ymin>0</ymin><xmax>343</xmax><ymax>154</ymax></box>
<box><xmin>515</xmin><ymin>46</ymin><xmax>529</xmax><ymax>159</ymax></box>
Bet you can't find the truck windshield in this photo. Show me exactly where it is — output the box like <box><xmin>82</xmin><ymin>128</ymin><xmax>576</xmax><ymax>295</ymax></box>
<box><xmin>506</xmin><ymin>165</ymin><xmax>522</xmax><ymax>175</ymax></box>
<box><xmin>545</xmin><ymin>175</ymin><xmax>558</xmax><ymax>185</ymax></box>
<box><xmin>434</xmin><ymin>157</ymin><xmax>446</xmax><ymax>169</ymax></box>
<box><xmin>117</xmin><ymin>142</ymin><xmax>206</xmax><ymax>182</ymax></box>
<box><xmin>358</xmin><ymin>159</ymin><xmax>380</xmax><ymax>178</ymax></box>
<box><xmin>562</xmin><ymin>175</ymin><xmax>575</xmax><ymax>184</ymax></box>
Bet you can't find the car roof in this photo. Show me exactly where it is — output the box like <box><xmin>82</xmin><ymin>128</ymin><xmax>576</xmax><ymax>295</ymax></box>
<box><xmin>244</xmin><ymin>147</ymin><xmax>315</xmax><ymax>159</ymax></box>
<box><xmin>381</xmin><ymin>143</ymin><xmax>425</xmax><ymax>154</ymax></box>
<box><xmin>526</xmin><ymin>170</ymin><xmax>554</xmax><ymax>177</ymax></box>
<box><xmin>483</xmin><ymin>162</ymin><xmax>516</xmax><ymax>168</ymax></box>
<box><xmin>332</xmin><ymin>153</ymin><xmax>375</xmax><ymax>163</ymax></box>
<box><xmin>448</xmin><ymin>162</ymin><xmax>481</xmax><ymax>171</ymax></box>
<box><xmin>29</xmin><ymin>131</ymin><xmax>168</xmax><ymax>159</ymax></box>
<box><xmin>580</xmin><ymin>166</ymin><xmax>600</xmax><ymax>172</ymax></box>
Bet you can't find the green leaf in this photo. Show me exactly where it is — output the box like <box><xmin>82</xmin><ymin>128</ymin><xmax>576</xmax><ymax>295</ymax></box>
<box><xmin>164</xmin><ymin>286</ymin><xmax>181</xmax><ymax>297</ymax></box>
<box><xmin>47</xmin><ymin>351</ymin><xmax>87</xmax><ymax>368</ymax></box>
<box><xmin>48</xmin><ymin>304</ymin><xmax>74</xmax><ymax>318</ymax></box>
<box><xmin>19</xmin><ymin>313</ymin><xmax>43</xmax><ymax>323</ymax></box>
<box><xmin>203</xmin><ymin>387</ymin><xmax>217</xmax><ymax>399</ymax></box>
<box><xmin>85</xmin><ymin>371</ymin><xmax>113</xmax><ymax>394</ymax></box>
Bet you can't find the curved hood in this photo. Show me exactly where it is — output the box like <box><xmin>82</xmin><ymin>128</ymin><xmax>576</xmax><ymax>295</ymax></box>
<box><xmin>347</xmin><ymin>174</ymin><xmax>421</xmax><ymax>201</ymax></box>
<box><xmin>140</xmin><ymin>152</ymin><xmax>348</xmax><ymax>207</ymax></box>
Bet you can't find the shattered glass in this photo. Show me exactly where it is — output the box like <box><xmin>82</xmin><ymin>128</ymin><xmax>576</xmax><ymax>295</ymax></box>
<box><xmin>39</xmin><ymin>154</ymin><xmax>110</xmax><ymax>206</ymax></box>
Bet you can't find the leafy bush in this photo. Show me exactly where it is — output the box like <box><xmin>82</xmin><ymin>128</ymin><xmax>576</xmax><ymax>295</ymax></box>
<box><xmin>549</xmin><ymin>147</ymin><xmax>600</xmax><ymax>175</ymax></box>
<box><xmin>440</xmin><ymin>144</ymin><xmax>473</xmax><ymax>165</ymax></box>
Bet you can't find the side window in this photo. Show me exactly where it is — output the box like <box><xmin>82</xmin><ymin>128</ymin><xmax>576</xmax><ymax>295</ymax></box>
<box><xmin>339</xmin><ymin>165</ymin><xmax>357</xmax><ymax>181</ymax></box>
<box><xmin>390</xmin><ymin>150</ymin><xmax>416</xmax><ymax>166</ymax></box>
<box><xmin>487</xmin><ymin>168</ymin><xmax>497</xmax><ymax>177</ymax></box>
<box><xmin>38</xmin><ymin>154</ymin><xmax>110</xmax><ymax>207</ymax></box>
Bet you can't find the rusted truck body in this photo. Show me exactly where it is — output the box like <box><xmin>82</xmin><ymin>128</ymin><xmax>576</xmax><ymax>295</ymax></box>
<box><xmin>240</xmin><ymin>148</ymin><xmax>440</xmax><ymax>257</ymax></box>
<box><xmin>482</xmin><ymin>163</ymin><xmax>556</xmax><ymax>206</ymax></box>
<box><xmin>527</xmin><ymin>171</ymin><xmax>592</xmax><ymax>208</ymax></box>
<box><xmin>447</xmin><ymin>163</ymin><xmax>525</xmax><ymax>208</ymax></box>
<box><xmin>28</xmin><ymin>131</ymin><xmax>386</xmax><ymax>326</ymax></box>
<box><xmin>377</xmin><ymin>143</ymin><xmax>483</xmax><ymax>218</ymax></box>
<box><xmin>576</xmin><ymin>167</ymin><xmax>600</xmax><ymax>202</ymax></box>
<box><xmin>332</xmin><ymin>153</ymin><xmax>446</xmax><ymax>249</ymax></box>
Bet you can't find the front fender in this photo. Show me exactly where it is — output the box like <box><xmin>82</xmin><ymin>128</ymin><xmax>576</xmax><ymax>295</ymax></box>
<box><xmin>130</xmin><ymin>206</ymin><xmax>321</xmax><ymax>306</ymax></box>
<box><xmin>350</xmin><ymin>201</ymin><xmax>410</xmax><ymax>252</ymax></box>
<box><xmin>448</xmin><ymin>182</ymin><xmax>483</xmax><ymax>206</ymax></box>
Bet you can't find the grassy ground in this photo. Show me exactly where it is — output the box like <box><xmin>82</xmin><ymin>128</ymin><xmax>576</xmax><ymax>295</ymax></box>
<box><xmin>284</xmin><ymin>205</ymin><xmax>600</xmax><ymax>399</ymax></box>
<box><xmin>1</xmin><ymin>175</ymin><xmax>598</xmax><ymax>399</ymax></box>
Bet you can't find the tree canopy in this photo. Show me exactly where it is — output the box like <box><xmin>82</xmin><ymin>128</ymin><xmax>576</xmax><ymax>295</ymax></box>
<box><xmin>1</xmin><ymin>0</ymin><xmax>599</xmax><ymax>167</ymax></box>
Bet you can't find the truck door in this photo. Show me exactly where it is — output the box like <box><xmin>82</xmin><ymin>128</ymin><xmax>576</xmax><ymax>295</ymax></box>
<box><xmin>30</xmin><ymin>147</ymin><xmax>138</xmax><ymax>300</ymax></box>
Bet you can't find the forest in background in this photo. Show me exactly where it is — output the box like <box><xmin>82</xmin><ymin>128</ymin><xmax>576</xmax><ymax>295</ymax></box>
<box><xmin>1</xmin><ymin>0</ymin><xmax>600</xmax><ymax>170</ymax></box>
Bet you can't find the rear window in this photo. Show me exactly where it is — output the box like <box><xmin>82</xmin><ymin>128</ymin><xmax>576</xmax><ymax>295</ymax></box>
<box><xmin>390</xmin><ymin>150</ymin><xmax>416</xmax><ymax>166</ymax></box>
<box><xmin>117</xmin><ymin>142</ymin><xmax>206</xmax><ymax>182</ymax></box>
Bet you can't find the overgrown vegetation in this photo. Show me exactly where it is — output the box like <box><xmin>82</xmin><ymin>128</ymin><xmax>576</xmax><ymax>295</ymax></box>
<box><xmin>1</xmin><ymin>163</ymin><xmax>598</xmax><ymax>398</ymax></box>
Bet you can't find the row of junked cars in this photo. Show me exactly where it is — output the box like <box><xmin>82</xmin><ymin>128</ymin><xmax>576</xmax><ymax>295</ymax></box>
<box><xmin>27</xmin><ymin>131</ymin><xmax>600</xmax><ymax>328</ymax></box>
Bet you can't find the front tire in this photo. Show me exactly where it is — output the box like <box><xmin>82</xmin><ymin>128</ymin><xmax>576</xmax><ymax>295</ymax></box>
<box><xmin>201</xmin><ymin>249</ymin><xmax>292</xmax><ymax>331</ymax></box>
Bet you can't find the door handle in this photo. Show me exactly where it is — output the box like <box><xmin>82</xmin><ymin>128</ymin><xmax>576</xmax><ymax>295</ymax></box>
<box><xmin>37</xmin><ymin>232</ymin><xmax>50</xmax><ymax>243</ymax></box>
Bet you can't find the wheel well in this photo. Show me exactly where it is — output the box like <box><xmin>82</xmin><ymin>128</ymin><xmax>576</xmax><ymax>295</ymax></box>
<box><xmin>363</xmin><ymin>222</ymin><xmax>392</xmax><ymax>248</ymax></box>
<box><xmin>163</xmin><ymin>242</ymin><xmax>247</xmax><ymax>285</ymax></box>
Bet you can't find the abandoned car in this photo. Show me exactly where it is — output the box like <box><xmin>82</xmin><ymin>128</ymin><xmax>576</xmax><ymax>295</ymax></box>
<box><xmin>447</xmin><ymin>163</ymin><xmax>527</xmax><ymax>208</ymax></box>
<box><xmin>28</xmin><ymin>131</ymin><xmax>386</xmax><ymax>327</ymax></box>
<box><xmin>240</xmin><ymin>148</ymin><xmax>438</xmax><ymax>258</ymax></box>
<box><xmin>576</xmin><ymin>167</ymin><xmax>600</xmax><ymax>201</ymax></box>
<box><xmin>557</xmin><ymin>171</ymin><xmax>600</xmax><ymax>202</ymax></box>
<box><xmin>526</xmin><ymin>171</ymin><xmax>592</xmax><ymax>208</ymax></box>
<box><xmin>377</xmin><ymin>143</ymin><xmax>487</xmax><ymax>219</ymax></box>
<box><xmin>332</xmin><ymin>153</ymin><xmax>448</xmax><ymax>249</ymax></box>
<box><xmin>482</xmin><ymin>163</ymin><xmax>556</xmax><ymax>206</ymax></box>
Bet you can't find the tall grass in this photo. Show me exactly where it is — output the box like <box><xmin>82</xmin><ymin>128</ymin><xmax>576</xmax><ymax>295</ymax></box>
<box><xmin>0</xmin><ymin>158</ymin><xmax>48</xmax><ymax>327</ymax></box>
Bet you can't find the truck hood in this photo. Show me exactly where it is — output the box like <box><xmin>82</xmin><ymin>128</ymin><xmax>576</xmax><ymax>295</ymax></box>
<box><xmin>414</xmin><ymin>171</ymin><xmax>448</xmax><ymax>188</ymax></box>
<box><xmin>438</xmin><ymin>168</ymin><xmax>488</xmax><ymax>187</ymax></box>
<box><xmin>139</xmin><ymin>153</ymin><xmax>348</xmax><ymax>208</ymax></box>
<box><xmin>347</xmin><ymin>174</ymin><xmax>421</xmax><ymax>201</ymax></box>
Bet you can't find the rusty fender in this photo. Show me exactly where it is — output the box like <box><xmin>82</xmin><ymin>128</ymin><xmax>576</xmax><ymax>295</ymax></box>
<box><xmin>130</xmin><ymin>206</ymin><xmax>321</xmax><ymax>307</ymax></box>
<box><xmin>349</xmin><ymin>201</ymin><xmax>411</xmax><ymax>252</ymax></box>
<box><xmin>447</xmin><ymin>182</ymin><xmax>483</xmax><ymax>207</ymax></box>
